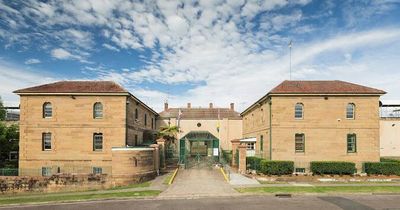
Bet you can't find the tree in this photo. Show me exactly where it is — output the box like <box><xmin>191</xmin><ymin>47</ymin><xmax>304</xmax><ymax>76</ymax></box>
<box><xmin>0</xmin><ymin>122</ymin><xmax>19</xmax><ymax>168</ymax></box>
<box><xmin>0</xmin><ymin>96</ymin><xmax>5</xmax><ymax>121</ymax></box>
<box><xmin>158</xmin><ymin>125</ymin><xmax>179</xmax><ymax>141</ymax></box>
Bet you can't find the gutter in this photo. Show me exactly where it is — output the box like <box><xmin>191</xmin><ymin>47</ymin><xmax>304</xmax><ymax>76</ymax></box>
<box><xmin>269</xmin><ymin>98</ymin><xmax>272</xmax><ymax>161</ymax></box>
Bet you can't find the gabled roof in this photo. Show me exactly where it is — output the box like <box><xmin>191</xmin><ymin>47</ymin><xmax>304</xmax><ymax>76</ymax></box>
<box><xmin>13</xmin><ymin>81</ymin><xmax>128</xmax><ymax>94</ymax></box>
<box><xmin>269</xmin><ymin>80</ymin><xmax>386</xmax><ymax>95</ymax></box>
<box><xmin>241</xmin><ymin>80</ymin><xmax>386</xmax><ymax>115</ymax></box>
<box><xmin>159</xmin><ymin>108</ymin><xmax>242</xmax><ymax>120</ymax></box>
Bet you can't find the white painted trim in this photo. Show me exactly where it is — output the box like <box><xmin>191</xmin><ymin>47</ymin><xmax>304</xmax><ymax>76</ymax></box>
<box><xmin>240</xmin><ymin>137</ymin><xmax>257</xmax><ymax>142</ymax></box>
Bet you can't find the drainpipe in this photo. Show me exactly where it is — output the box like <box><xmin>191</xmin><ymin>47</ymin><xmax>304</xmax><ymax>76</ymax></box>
<box><xmin>269</xmin><ymin>99</ymin><xmax>272</xmax><ymax>160</ymax></box>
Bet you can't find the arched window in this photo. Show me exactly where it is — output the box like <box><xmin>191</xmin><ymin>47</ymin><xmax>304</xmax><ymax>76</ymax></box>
<box><xmin>93</xmin><ymin>102</ymin><xmax>103</xmax><ymax>119</ymax></box>
<box><xmin>294</xmin><ymin>103</ymin><xmax>303</xmax><ymax>119</ymax></box>
<box><xmin>135</xmin><ymin>108</ymin><xmax>138</xmax><ymax>120</ymax></box>
<box><xmin>346</xmin><ymin>103</ymin><xmax>355</xmax><ymax>119</ymax></box>
<box><xmin>43</xmin><ymin>102</ymin><xmax>52</xmax><ymax>118</ymax></box>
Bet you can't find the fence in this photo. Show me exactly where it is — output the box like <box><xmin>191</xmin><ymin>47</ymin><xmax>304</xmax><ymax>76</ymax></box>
<box><xmin>1</xmin><ymin>166</ymin><xmax>113</xmax><ymax>177</ymax></box>
<box><xmin>0</xmin><ymin>168</ymin><xmax>18</xmax><ymax>176</ymax></box>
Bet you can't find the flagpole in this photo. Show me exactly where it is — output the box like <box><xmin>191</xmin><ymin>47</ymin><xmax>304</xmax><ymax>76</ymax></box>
<box><xmin>289</xmin><ymin>40</ymin><xmax>292</xmax><ymax>80</ymax></box>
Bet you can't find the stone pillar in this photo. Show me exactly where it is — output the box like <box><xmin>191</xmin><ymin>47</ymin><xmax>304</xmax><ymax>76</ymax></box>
<box><xmin>238</xmin><ymin>144</ymin><xmax>247</xmax><ymax>174</ymax></box>
<box><xmin>150</xmin><ymin>144</ymin><xmax>160</xmax><ymax>175</ymax></box>
<box><xmin>231</xmin><ymin>139</ymin><xmax>240</xmax><ymax>167</ymax></box>
<box><xmin>156</xmin><ymin>138</ymin><xmax>166</xmax><ymax>170</ymax></box>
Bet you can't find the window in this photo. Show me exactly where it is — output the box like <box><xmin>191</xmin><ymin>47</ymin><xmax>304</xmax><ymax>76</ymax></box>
<box><xmin>42</xmin><ymin>133</ymin><xmax>52</xmax><ymax>151</ymax></box>
<box><xmin>43</xmin><ymin>102</ymin><xmax>52</xmax><ymax>118</ymax></box>
<box><xmin>145</xmin><ymin>114</ymin><xmax>147</xmax><ymax>126</ymax></box>
<box><xmin>295</xmin><ymin>103</ymin><xmax>303</xmax><ymax>119</ymax></box>
<box><xmin>9</xmin><ymin>151</ymin><xmax>18</xmax><ymax>161</ymax></box>
<box><xmin>260</xmin><ymin>135</ymin><xmax>264</xmax><ymax>152</ymax></box>
<box><xmin>93</xmin><ymin>102</ymin><xmax>103</xmax><ymax>119</ymax></box>
<box><xmin>346</xmin><ymin>103</ymin><xmax>355</xmax><ymax>119</ymax></box>
<box><xmin>93</xmin><ymin>133</ymin><xmax>103</xmax><ymax>151</ymax></box>
<box><xmin>295</xmin><ymin>168</ymin><xmax>305</xmax><ymax>173</ymax></box>
<box><xmin>347</xmin><ymin>134</ymin><xmax>357</xmax><ymax>153</ymax></box>
<box><xmin>135</xmin><ymin>134</ymin><xmax>138</xmax><ymax>146</ymax></box>
<box><xmin>42</xmin><ymin>167</ymin><xmax>52</xmax><ymax>177</ymax></box>
<box><xmin>295</xmin><ymin>133</ymin><xmax>305</xmax><ymax>153</ymax></box>
<box><xmin>246</xmin><ymin>142</ymin><xmax>255</xmax><ymax>150</ymax></box>
<box><xmin>93</xmin><ymin>167</ymin><xmax>103</xmax><ymax>174</ymax></box>
<box><xmin>151</xmin><ymin>118</ymin><xmax>154</xmax><ymax>129</ymax></box>
<box><xmin>135</xmin><ymin>108</ymin><xmax>138</xmax><ymax>120</ymax></box>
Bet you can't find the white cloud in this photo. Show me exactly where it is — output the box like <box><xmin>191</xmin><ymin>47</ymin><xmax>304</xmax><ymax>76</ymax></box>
<box><xmin>102</xmin><ymin>43</ymin><xmax>120</xmax><ymax>52</ymax></box>
<box><xmin>24</xmin><ymin>58</ymin><xmax>41</xmax><ymax>65</ymax></box>
<box><xmin>50</xmin><ymin>48</ymin><xmax>89</xmax><ymax>63</ymax></box>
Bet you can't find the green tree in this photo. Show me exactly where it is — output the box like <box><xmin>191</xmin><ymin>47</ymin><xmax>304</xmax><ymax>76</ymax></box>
<box><xmin>0</xmin><ymin>96</ymin><xmax>6</xmax><ymax>121</ymax></box>
<box><xmin>158</xmin><ymin>125</ymin><xmax>179</xmax><ymax>141</ymax></box>
<box><xmin>0</xmin><ymin>122</ymin><xmax>19</xmax><ymax>168</ymax></box>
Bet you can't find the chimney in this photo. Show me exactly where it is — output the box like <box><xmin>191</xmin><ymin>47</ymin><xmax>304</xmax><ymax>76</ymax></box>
<box><xmin>209</xmin><ymin>103</ymin><xmax>213</xmax><ymax>109</ymax></box>
<box><xmin>164</xmin><ymin>102</ymin><xmax>168</xmax><ymax>111</ymax></box>
<box><xmin>187</xmin><ymin>103</ymin><xmax>191</xmax><ymax>108</ymax></box>
<box><xmin>230</xmin><ymin>103</ymin><xmax>234</xmax><ymax>111</ymax></box>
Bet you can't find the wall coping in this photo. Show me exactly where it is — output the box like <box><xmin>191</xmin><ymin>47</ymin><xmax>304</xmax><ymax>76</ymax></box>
<box><xmin>111</xmin><ymin>147</ymin><xmax>154</xmax><ymax>151</ymax></box>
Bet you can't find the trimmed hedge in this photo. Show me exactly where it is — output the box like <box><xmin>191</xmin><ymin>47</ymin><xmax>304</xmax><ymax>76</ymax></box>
<box><xmin>246</xmin><ymin>157</ymin><xmax>263</xmax><ymax>171</ymax></box>
<box><xmin>221</xmin><ymin>150</ymin><xmax>232</xmax><ymax>165</ymax></box>
<box><xmin>311</xmin><ymin>161</ymin><xmax>356</xmax><ymax>175</ymax></box>
<box><xmin>364</xmin><ymin>162</ymin><xmax>400</xmax><ymax>175</ymax></box>
<box><xmin>260</xmin><ymin>160</ymin><xmax>294</xmax><ymax>175</ymax></box>
<box><xmin>380</xmin><ymin>158</ymin><xmax>400</xmax><ymax>163</ymax></box>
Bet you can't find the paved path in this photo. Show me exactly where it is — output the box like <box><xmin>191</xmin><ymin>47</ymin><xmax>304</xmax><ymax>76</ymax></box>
<box><xmin>3</xmin><ymin>195</ymin><xmax>400</xmax><ymax>210</ymax></box>
<box><xmin>229</xmin><ymin>173</ymin><xmax>260</xmax><ymax>186</ymax></box>
<box><xmin>159</xmin><ymin>167</ymin><xmax>239</xmax><ymax>198</ymax></box>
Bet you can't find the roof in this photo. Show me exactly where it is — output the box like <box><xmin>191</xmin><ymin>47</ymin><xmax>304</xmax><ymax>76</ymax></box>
<box><xmin>159</xmin><ymin>108</ymin><xmax>242</xmax><ymax>120</ymax></box>
<box><xmin>242</xmin><ymin>80</ymin><xmax>386</xmax><ymax>115</ymax></box>
<box><xmin>269</xmin><ymin>80</ymin><xmax>386</xmax><ymax>95</ymax></box>
<box><xmin>14</xmin><ymin>81</ymin><xmax>158</xmax><ymax>115</ymax></box>
<box><xmin>180</xmin><ymin>131</ymin><xmax>218</xmax><ymax>141</ymax></box>
<box><xmin>13</xmin><ymin>81</ymin><xmax>128</xmax><ymax>94</ymax></box>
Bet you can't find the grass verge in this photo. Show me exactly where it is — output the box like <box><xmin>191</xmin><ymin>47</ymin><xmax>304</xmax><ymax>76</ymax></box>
<box><xmin>108</xmin><ymin>181</ymin><xmax>151</xmax><ymax>190</ymax></box>
<box><xmin>163</xmin><ymin>173</ymin><xmax>173</xmax><ymax>185</ymax></box>
<box><xmin>236</xmin><ymin>186</ymin><xmax>400</xmax><ymax>194</ymax></box>
<box><xmin>0</xmin><ymin>190</ymin><xmax>161</xmax><ymax>206</ymax></box>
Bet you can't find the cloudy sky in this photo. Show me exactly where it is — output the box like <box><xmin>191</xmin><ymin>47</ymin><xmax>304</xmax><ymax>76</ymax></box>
<box><xmin>0</xmin><ymin>0</ymin><xmax>399</xmax><ymax>111</ymax></box>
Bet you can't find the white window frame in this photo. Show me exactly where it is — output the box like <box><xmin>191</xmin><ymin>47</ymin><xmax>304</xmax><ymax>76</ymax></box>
<box><xmin>43</xmin><ymin>102</ymin><xmax>52</xmax><ymax>118</ymax></box>
<box><xmin>42</xmin><ymin>133</ymin><xmax>52</xmax><ymax>151</ymax></box>
<box><xmin>93</xmin><ymin>133</ymin><xmax>103</xmax><ymax>151</ymax></box>
<box><xmin>93</xmin><ymin>167</ymin><xmax>103</xmax><ymax>174</ymax></box>
<box><xmin>295</xmin><ymin>133</ymin><xmax>305</xmax><ymax>153</ymax></box>
<box><xmin>42</xmin><ymin>167</ymin><xmax>52</xmax><ymax>177</ymax></box>
<box><xmin>295</xmin><ymin>103</ymin><xmax>304</xmax><ymax>119</ymax></box>
<box><xmin>93</xmin><ymin>102</ymin><xmax>103</xmax><ymax>119</ymax></box>
<box><xmin>346</xmin><ymin>103</ymin><xmax>355</xmax><ymax>119</ymax></box>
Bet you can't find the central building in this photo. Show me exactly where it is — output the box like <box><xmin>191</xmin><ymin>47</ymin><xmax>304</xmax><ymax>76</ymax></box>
<box><xmin>157</xmin><ymin>102</ymin><xmax>242</xmax><ymax>161</ymax></box>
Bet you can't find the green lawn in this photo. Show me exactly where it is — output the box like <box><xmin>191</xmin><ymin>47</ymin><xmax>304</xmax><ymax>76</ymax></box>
<box><xmin>236</xmin><ymin>186</ymin><xmax>400</xmax><ymax>194</ymax></box>
<box><xmin>0</xmin><ymin>190</ymin><xmax>161</xmax><ymax>206</ymax></box>
<box><xmin>107</xmin><ymin>181</ymin><xmax>151</xmax><ymax>190</ymax></box>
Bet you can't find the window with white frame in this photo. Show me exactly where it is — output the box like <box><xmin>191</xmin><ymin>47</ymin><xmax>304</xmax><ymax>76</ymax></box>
<box><xmin>295</xmin><ymin>103</ymin><xmax>304</xmax><ymax>119</ymax></box>
<box><xmin>246</xmin><ymin>142</ymin><xmax>255</xmax><ymax>150</ymax></box>
<box><xmin>93</xmin><ymin>133</ymin><xmax>103</xmax><ymax>151</ymax></box>
<box><xmin>43</xmin><ymin>102</ymin><xmax>52</xmax><ymax>118</ymax></box>
<box><xmin>42</xmin><ymin>132</ymin><xmax>52</xmax><ymax>151</ymax></box>
<box><xmin>42</xmin><ymin>167</ymin><xmax>52</xmax><ymax>177</ymax></box>
<box><xmin>347</xmin><ymin>133</ymin><xmax>357</xmax><ymax>153</ymax></box>
<box><xmin>93</xmin><ymin>102</ymin><xmax>103</xmax><ymax>119</ymax></box>
<box><xmin>295</xmin><ymin>133</ymin><xmax>305</xmax><ymax>153</ymax></box>
<box><xmin>346</xmin><ymin>103</ymin><xmax>355</xmax><ymax>119</ymax></box>
<box><xmin>93</xmin><ymin>167</ymin><xmax>103</xmax><ymax>174</ymax></box>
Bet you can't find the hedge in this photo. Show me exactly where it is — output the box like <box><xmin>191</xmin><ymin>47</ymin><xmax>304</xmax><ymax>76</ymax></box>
<box><xmin>364</xmin><ymin>162</ymin><xmax>400</xmax><ymax>175</ymax></box>
<box><xmin>380</xmin><ymin>158</ymin><xmax>400</xmax><ymax>163</ymax></box>
<box><xmin>246</xmin><ymin>157</ymin><xmax>263</xmax><ymax>171</ymax></box>
<box><xmin>310</xmin><ymin>161</ymin><xmax>356</xmax><ymax>175</ymax></box>
<box><xmin>221</xmin><ymin>150</ymin><xmax>232</xmax><ymax>165</ymax></box>
<box><xmin>260</xmin><ymin>160</ymin><xmax>294</xmax><ymax>175</ymax></box>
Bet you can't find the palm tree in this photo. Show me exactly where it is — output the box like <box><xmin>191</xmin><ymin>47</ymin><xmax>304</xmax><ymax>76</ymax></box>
<box><xmin>158</xmin><ymin>125</ymin><xmax>179</xmax><ymax>141</ymax></box>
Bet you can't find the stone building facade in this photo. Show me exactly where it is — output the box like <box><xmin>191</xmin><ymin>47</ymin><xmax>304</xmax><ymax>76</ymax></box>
<box><xmin>241</xmin><ymin>80</ymin><xmax>386</xmax><ymax>172</ymax></box>
<box><xmin>14</xmin><ymin>81</ymin><xmax>158</xmax><ymax>178</ymax></box>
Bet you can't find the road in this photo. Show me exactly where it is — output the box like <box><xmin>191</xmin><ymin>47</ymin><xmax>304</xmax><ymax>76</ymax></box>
<box><xmin>2</xmin><ymin>195</ymin><xmax>400</xmax><ymax>210</ymax></box>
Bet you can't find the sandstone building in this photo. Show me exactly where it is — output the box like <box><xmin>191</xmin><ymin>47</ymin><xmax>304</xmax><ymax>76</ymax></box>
<box><xmin>379</xmin><ymin>101</ymin><xmax>400</xmax><ymax>158</ymax></box>
<box><xmin>14</xmin><ymin>81</ymin><xmax>159</xmax><ymax>177</ymax></box>
<box><xmin>241</xmin><ymin>80</ymin><xmax>386</xmax><ymax>172</ymax></box>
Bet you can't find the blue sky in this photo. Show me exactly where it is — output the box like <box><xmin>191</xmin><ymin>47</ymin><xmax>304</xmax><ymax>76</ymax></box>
<box><xmin>0</xmin><ymin>0</ymin><xmax>400</xmax><ymax>111</ymax></box>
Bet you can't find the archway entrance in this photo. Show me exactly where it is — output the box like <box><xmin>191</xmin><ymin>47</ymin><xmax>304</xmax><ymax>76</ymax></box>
<box><xmin>179</xmin><ymin>131</ymin><xmax>219</xmax><ymax>168</ymax></box>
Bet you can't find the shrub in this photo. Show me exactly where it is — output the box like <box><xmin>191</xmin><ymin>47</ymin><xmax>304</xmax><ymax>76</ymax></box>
<box><xmin>221</xmin><ymin>150</ymin><xmax>232</xmax><ymax>164</ymax></box>
<box><xmin>364</xmin><ymin>162</ymin><xmax>400</xmax><ymax>175</ymax></box>
<box><xmin>260</xmin><ymin>160</ymin><xmax>294</xmax><ymax>175</ymax></box>
<box><xmin>380</xmin><ymin>158</ymin><xmax>400</xmax><ymax>163</ymax></box>
<box><xmin>310</xmin><ymin>161</ymin><xmax>356</xmax><ymax>175</ymax></box>
<box><xmin>246</xmin><ymin>157</ymin><xmax>263</xmax><ymax>171</ymax></box>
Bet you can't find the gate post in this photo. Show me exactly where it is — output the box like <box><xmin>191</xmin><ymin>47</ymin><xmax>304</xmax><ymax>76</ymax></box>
<box><xmin>150</xmin><ymin>144</ymin><xmax>160</xmax><ymax>175</ymax></box>
<box><xmin>231</xmin><ymin>139</ymin><xmax>240</xmax><ymax>167</ymax></box>
<box><xmin>156</xmin><ymin>138</ymin><xmax>166</xmax><ymax>170</ymax></box>
<box><xmin>238</xmin><ymin>144</ymin><xmax>247</xmax><ymax>174</ymax></box>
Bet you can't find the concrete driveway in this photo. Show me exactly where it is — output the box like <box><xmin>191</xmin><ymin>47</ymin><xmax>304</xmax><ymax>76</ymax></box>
<box><xmin>159</xmin><ymin>167</ymin><xmax>239</xmax><ymax>198</ymax></box>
